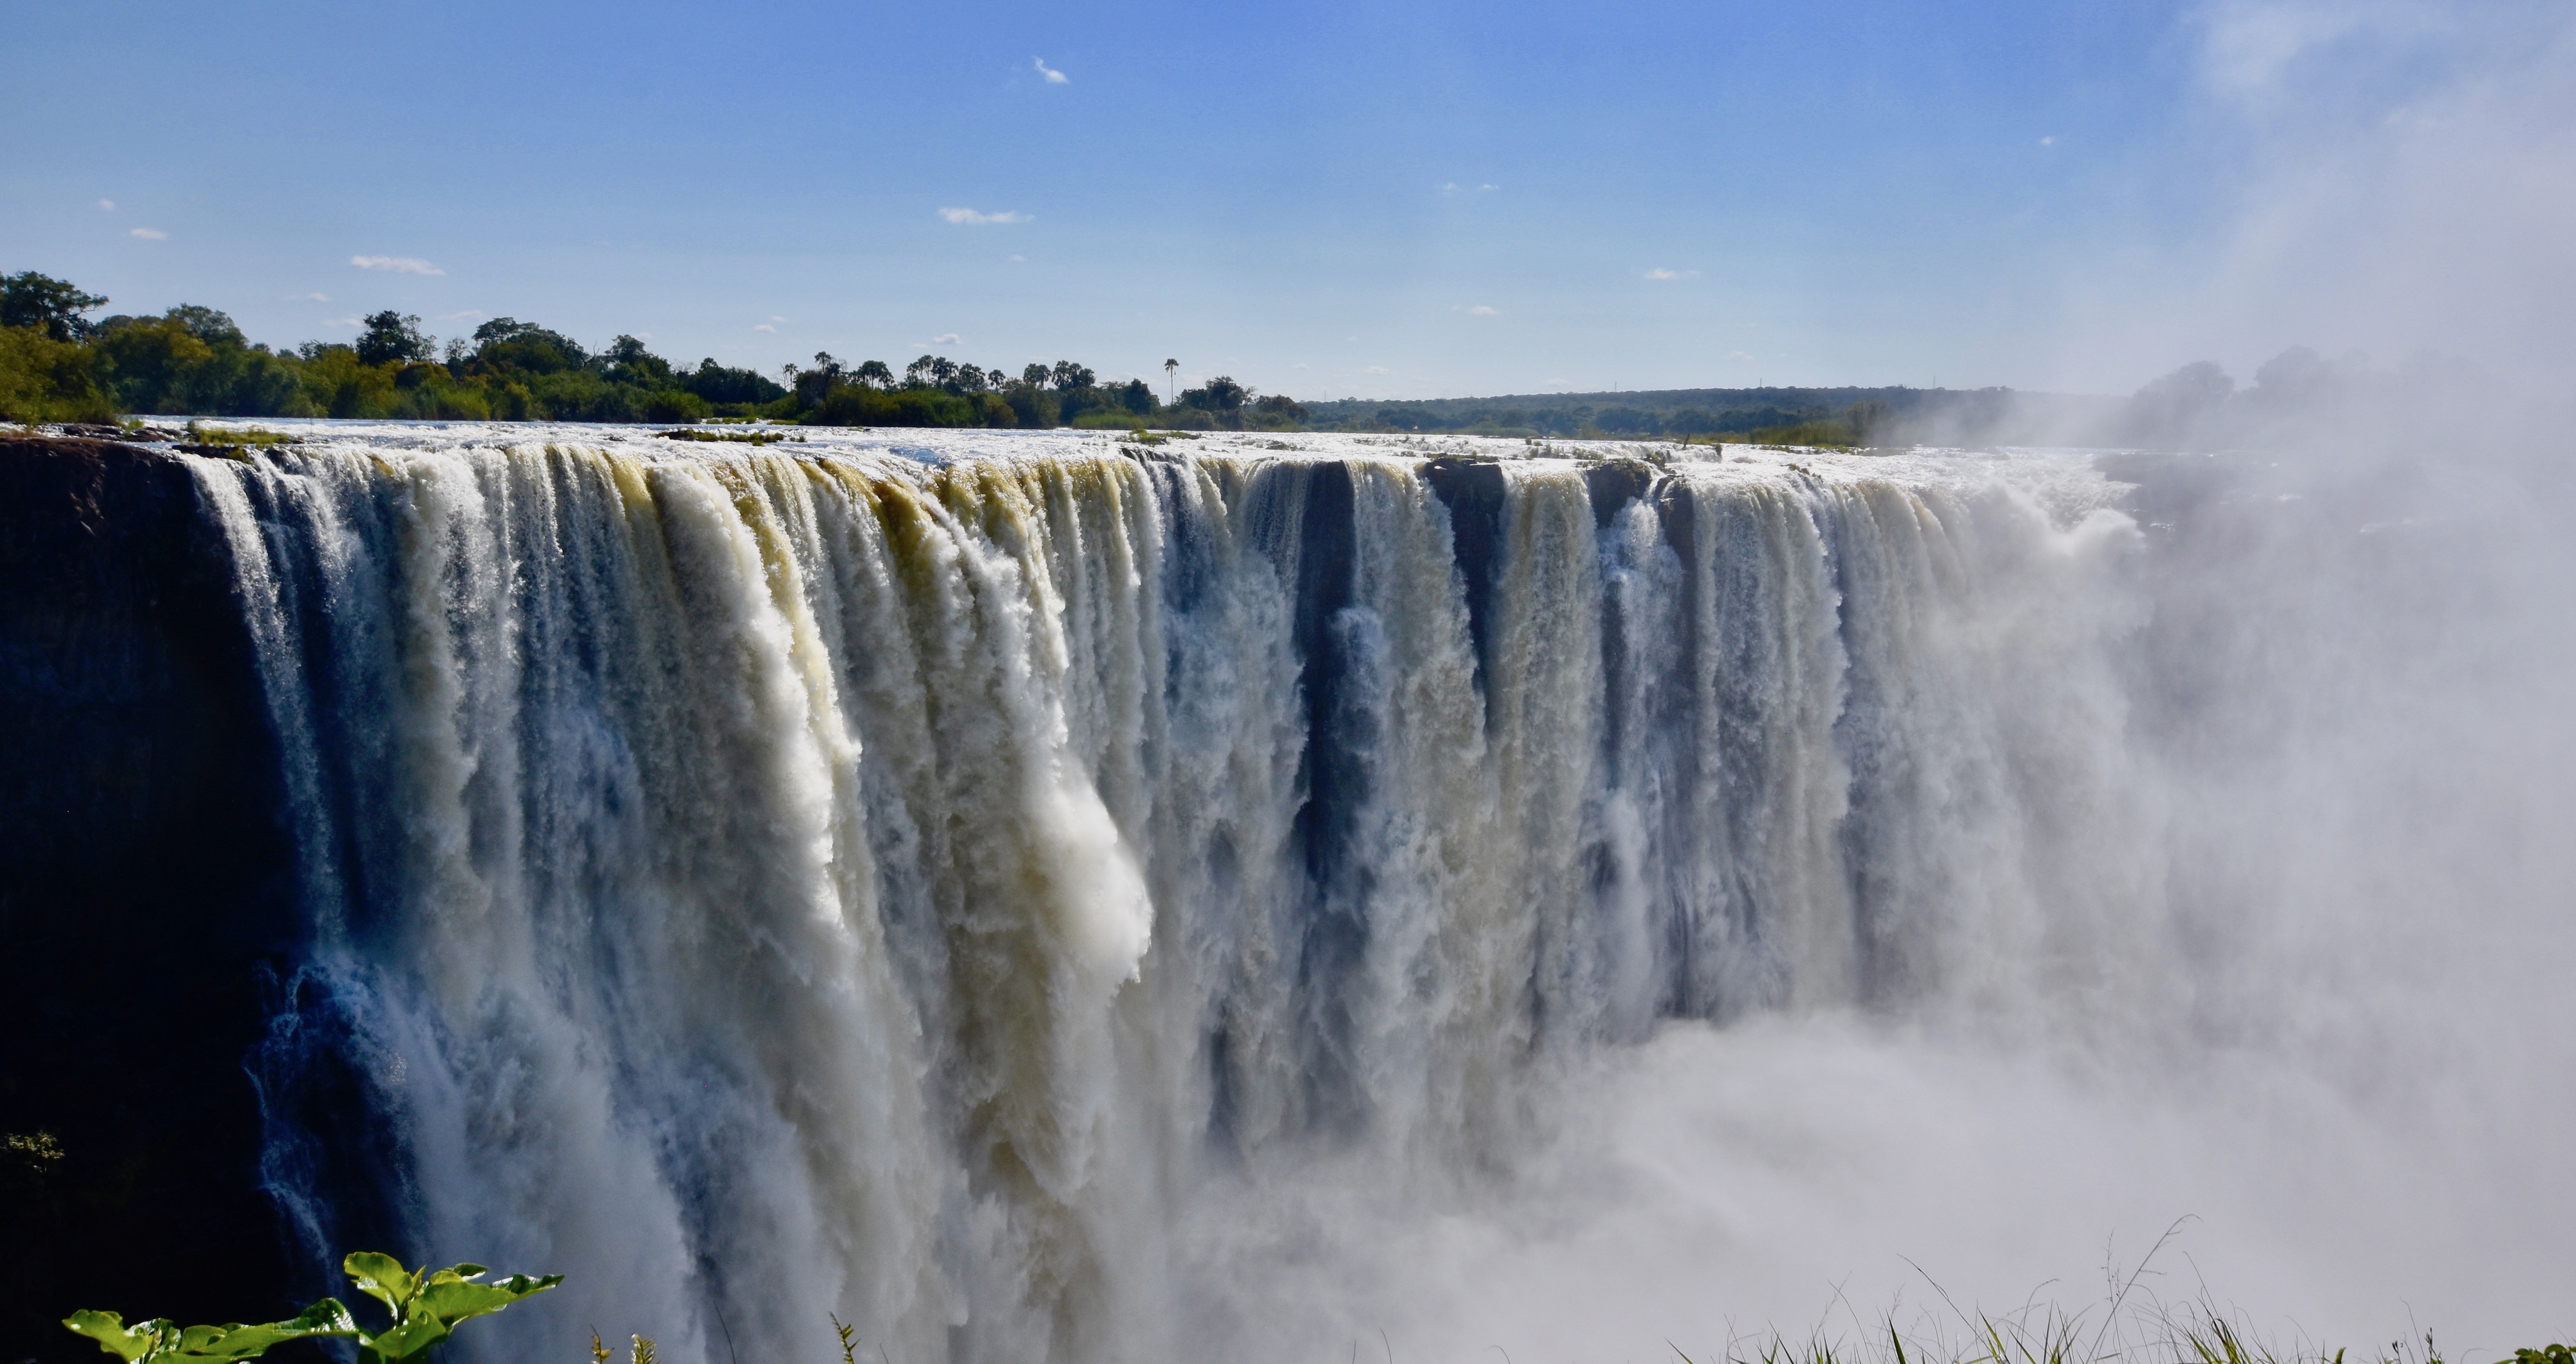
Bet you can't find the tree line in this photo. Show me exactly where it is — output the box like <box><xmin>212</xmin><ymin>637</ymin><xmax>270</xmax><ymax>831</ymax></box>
<box><xmin>0</xmin><ymin>270</ymin><xmax>1309</xmax><ymax>431</ymax></box>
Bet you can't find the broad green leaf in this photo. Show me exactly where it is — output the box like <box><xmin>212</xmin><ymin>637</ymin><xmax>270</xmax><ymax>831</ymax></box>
<box><xmin>342</xmin><ymin>1253</ymin><xmax>419</xmax><ymax>1316</ymax></box>
<box><xmin>417</xmin><ymin>1272</ymin><xmax>562</xmax><ymax>1326</ymax></box>
<box><xmin>187</xmin><ymin>1299</ymin><xmax>363</xmax><ymax>1359</ymax></box>
<box><xmin>364</xmin><ymin>1314</ymin><xmax>453</xmax><ymax>1362</ymax></box>
<box><xmin>63</xmin><ymin>1312</ymin><xmax>174</xmax><ymax>1364</ymax></box>
<box><xmin>175</xmin><ymin>1327</ymin><xmax>232</xmax><ymax>1353</ymax></box>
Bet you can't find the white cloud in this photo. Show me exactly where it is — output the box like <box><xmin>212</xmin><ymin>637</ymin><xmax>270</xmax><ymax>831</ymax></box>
<box><xmin>325</xmin><ymin>315</ymin><xmax>363</xmax><ymax>328</ymax></box>
<box><xmin>1009</xmin><ymin>253</ymin><xmax>1027</xmax><ymax>262</ymax></box>
<box><xmin>754</xmin><ymin>323</ymin><xmax>777</xmax><ymax>333</ymax></box>
<box><xmin>97</xmin><ymin>198</ymin><xmax>115</xmax><ymax>211</ymax></box>
<box><xmin>2040</xmin><ymin>135</ymin><xmax>2057</xmax><ymax>146</ymax></box>
<box><xmin>1644</xmin><ymin>267</ymin><xmax>1700</xmax><ymax>281</ymax></box>
<box><xmin>2197</xmin><ymin>0</ymin><xmax>2379</xmax><ymax>97</ymax></box>
<box><xmin>1033</xmin><ymin>57</ymin><xmax>1069</xmax><ymax>84</ymax></box>
<box><xmin>351</xmin><ymin>254</ymin><xmax>444</xmax><ymax>275</ymax></box>
<box><xmin>932</xmin><ymin>332</ymin><xmax>962</xmax><ymax>344</ymax></box>
<box><xmin>1439</xmin><ymin>182</ymin><xmax>1461</xmax><ymax>193</ymax></box>
<box><xmin>938</xmin><ymin>207</ymin><xmax>1028</xmax><ymax>224</ymax></box>
<box><xmin>1364</xmin><ymin>365</ymin><xmax>1393</xmax><ymax>374</ymax></box>
<box><xmin>1468</xmin><ymin>304</ymin><xmax>1500</xmax><ymax>316</ymax></box>
<box><xmin>1479</xmin><ymin>184</ymin><xmax>1497</xmax><ymax>191</ymax></box>
<box><xmin>129</xmin><ymin>227</ymin><xmax>167</xmax><ymax>240</ymax></box>
<box><xmin>1727</xmin><ymin>350</ymin><xmax>1754</xmax><ymax>361</ymax></box>
<box><xmin>440</xmin><ymin>310</ymin><xmax>484</xmax><ymax>321</ymax></box>
<box><xmin>288</xmin><ymin>292</ymin><xmax>330</xmax><ymax>302</ymax></box>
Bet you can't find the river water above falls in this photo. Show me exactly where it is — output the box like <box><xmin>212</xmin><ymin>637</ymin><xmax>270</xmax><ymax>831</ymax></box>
<box><xmin>161</xmin><ymin>423</ymin><xmax>2575</xmax><ymax>1364</ymax></box>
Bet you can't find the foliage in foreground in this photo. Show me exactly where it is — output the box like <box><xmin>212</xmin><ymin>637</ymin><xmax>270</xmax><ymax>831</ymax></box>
<box><xmin>1658</xmin><ymin>1253</ymin><xmax>2568</xmax><ymax>1364</ymax></box>
<box><xmin>63</xmin><ymin>1253</ymin><xmax>558</xmax><ymax>1364</ymax></box>
<box><xmin>1668</xmin><ymin>1307</ymin><xmax>2570</xmax><ymax>1364</ymax></box>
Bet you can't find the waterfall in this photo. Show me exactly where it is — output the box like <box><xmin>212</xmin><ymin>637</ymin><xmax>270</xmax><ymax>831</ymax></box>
<box><xmin>180</xmin><ymin>428</ymin><xmax>2153</xmax><ymax>1364</ymax></box>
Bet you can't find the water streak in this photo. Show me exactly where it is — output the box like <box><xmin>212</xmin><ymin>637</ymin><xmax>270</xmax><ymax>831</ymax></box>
<box><xmin>183</xmin><ymin>430</ymin><xmax>2147</xmax><ymax>1364</ymax></box>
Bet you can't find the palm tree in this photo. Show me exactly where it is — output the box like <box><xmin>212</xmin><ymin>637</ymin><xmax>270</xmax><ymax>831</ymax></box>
<box><xmin>1164</xmin><ymin>358</ymin><xmax>1179</xmax><ymax>406</ymax></box>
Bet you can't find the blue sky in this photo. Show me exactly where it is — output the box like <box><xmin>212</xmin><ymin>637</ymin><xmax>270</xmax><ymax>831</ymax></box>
<box><xmin>5</xmin><ymin>1</ymin><xmax>2568</xmax><ymax>397</ymax></box>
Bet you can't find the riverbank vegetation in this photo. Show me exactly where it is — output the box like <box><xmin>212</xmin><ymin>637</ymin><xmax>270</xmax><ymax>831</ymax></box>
<box><xmin>10</xmin><ymin>267</ymin><xmax>2316</xmax><ymax>448</ymax></box>
<box><xmin>0</xmin><ymin>270</ymin><xmax>1311</xmax><ymax>433</ymax></box>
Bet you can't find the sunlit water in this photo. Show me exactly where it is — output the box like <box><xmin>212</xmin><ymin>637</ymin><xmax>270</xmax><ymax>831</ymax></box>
<box><xmin>180</xmin><ymin>421</ymin><xmax>2576</xmax><ymax>1364</ymax></box>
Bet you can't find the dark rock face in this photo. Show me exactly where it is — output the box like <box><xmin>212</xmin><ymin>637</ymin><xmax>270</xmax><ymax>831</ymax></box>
<box><xmin>0</xmin><ymin>439</ymin><xmax>303</xmax><ymax>1361</ymax></box>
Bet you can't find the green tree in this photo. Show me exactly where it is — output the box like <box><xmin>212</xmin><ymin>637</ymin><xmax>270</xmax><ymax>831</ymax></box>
<box><xmin>467</xmin><ymin>319</ymin><xmax>586</xmax><ymax>375</ymax></box>
<box><xmin>1181</xmin><ymin>375</ymin><xmax>1246</xmax><ymax>411</ymax></box>
<box><xmin>0</xmin><ymin>326</ymin><xmax>115</xmax><ymax>423</ymax></box>
<box><xmin>354</xmin><ymin>311</ymin><xmax>432</xmax><ymax>366</ymax></box>
<box><xmin>601</xmin><ymin>335</ymin><xmax>673</xmax><ymax>386</ymax></box>
<box><xmin>1</xmin><ymin>271</ymin><xmax>109</xmax><ymax>341</ymax></box>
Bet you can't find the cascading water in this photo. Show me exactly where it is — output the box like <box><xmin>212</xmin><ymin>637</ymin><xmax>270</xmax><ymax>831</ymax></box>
<box><xmin>171</xmin><ymin>426</ymin><xmax>2342</xmax><ymax>1362</ymax></box>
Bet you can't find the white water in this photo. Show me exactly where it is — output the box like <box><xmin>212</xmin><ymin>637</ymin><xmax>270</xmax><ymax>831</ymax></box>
<box><xmin>180</xmin><ymin>425</ymin><xmax>2576</xmax><ymax>1364</ymax></box>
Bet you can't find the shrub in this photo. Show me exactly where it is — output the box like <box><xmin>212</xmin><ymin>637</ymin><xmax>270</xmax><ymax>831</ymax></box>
<box><xmin>641</xmin><ymin>389</ymin><xmax>710</xmax><ymax>423</ymax></box>
<box><xmin>807</xmin><ymin>384</ymin><xmax>978</xmax><ymax>428</ymax></box>
<box><xmin>0</xmin><ymin>326</ymin><xmax>115</xmax><ymax>424</ymax></box>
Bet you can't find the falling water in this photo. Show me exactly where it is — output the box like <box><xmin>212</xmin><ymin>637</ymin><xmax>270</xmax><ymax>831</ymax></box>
<box><xmin>179</xmin><ymin>426</ymin><xmax>2222</xmax><ymax>1363</ymax></box>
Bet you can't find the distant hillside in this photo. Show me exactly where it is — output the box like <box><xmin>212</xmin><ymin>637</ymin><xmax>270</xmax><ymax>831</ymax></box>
<box><xmin>1299</xmin><ymin>385</ymin><xmax>2123</xmax><ymax>446</ymax></box>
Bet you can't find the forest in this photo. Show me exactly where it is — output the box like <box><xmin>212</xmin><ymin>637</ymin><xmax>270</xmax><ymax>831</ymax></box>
<box><xmin>12</xmin><ymin>267</ymin><xmax>2309</xmax><ymax>449</ymax></box>
<box><xmin>0</xmin><ymin>271</ymin><xmax>1306</xmax><ymax>431</ymax></box>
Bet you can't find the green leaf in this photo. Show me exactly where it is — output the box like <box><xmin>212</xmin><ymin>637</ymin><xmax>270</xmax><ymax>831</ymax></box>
<box><xmin>184</xmin><ymin>1299</ymin><xmax>364</xmax><ymax>1361</ymax></box>
<box><xmin>63</xmin><ymin>1312</ymin><xmax>175</xmax><ymax>1364</ymax></box>
<box><xmin>175</xmin><ymin>1327</ymin><xmax>232</xmax><ymax>1354</ymax></box>
<box><xmin>342</xmin><ymin>1253</ymin><xmax>419</xmax><ymax>1316</ymax></box>
<box><xmin>417</xmin><ymin>1271</ymin><xmax>562</xmax><ymax>1327</ymax></box>
<box><xmin>363</xmin><ymin>1315</ymin><xmax>453</xmax><ymax>1363</ymax></box>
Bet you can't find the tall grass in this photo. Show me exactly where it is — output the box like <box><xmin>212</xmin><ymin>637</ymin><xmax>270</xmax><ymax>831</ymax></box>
<box><xmin>1661</xmin><ymin>1230</ymin><xmax>2553</xmax><ymax>1364</ymax></box>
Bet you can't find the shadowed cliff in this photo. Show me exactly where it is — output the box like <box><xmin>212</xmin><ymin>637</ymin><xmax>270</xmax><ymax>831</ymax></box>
<box><xmin>0</xmin><ymin>439</ymin><xmax>303</xmax><ymax>1363</ymax></box>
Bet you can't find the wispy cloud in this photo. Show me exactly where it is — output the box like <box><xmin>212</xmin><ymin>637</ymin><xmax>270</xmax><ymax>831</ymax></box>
<box><xmin>97</xmin><ymin>198</ymin><xmax>115</xmax><ymax>211</ymax></box>
<box><xmin>325</xmin><ymin>315</ymin><xmax>363</xmax><ymax>328</ymax></box>
<box><xmin>2040</xmin><ymin>135</ymin><xmax>2056</xmax><ymax>146</ymax></box>
<box><xmin>1726</xmin><ymin>350</ymin><xmax>1754</xmax><ymax>361</ymax></box>
<box><xmin>1645</xmin><ymin>267</ymin><xmax>1699</xmax><ymax>280</ymax></box>
<box><xmin>1479</xmin><ymin>184</ymin><xmax>1497</xmax><ymax>191</ymax></box>
<box><xmin>755</xmin><ymin>323</ymin><xmax>777</xmax><ymax>333</ymax></box>
<box><xmin>1364</xmin><ymin>365</ymin><xmax>1393</xmax><ymax>374</ymax></box>
<box><xmin>1466</xmin><ymin>304</ymin><xmax>1501</xmax><ymax>316</ymax></box>
<box><xmin>352</xmin><ymin>254</ymin><xmax>444</xmax><ymax>275</ymax></box>
<box><xmin>1009</xmin><ymin>253</ymin><xmax>1027</xmax><ymax>262</ymax></box>
<box><xmin>439</xmin><ymin>310</ymin><xmax>484</xmax><ymax>321</ymax></box>
<box><xmin>129</xmin><ymin>227</ymin><xmax>167</xmax><ymax>240</ymax></box>
<box><xmin>2197</xmin><ymin>0</ymin><xmax>2374</xmax><ymax>96</ymax></box>
<box><xmin>1033</xmin><ymin>57</ymin><xmax>1069</xmax><ymax>84</ymax></box>
<box><xmin>932</xmin><ymin>332</ymin><xmax>962</xmax><ymax>344</ymax></box>
<box><xmin>938</xmin><ymin>207</ymin><xmax>1028</xmax><ymax>224</ymax></box>
<box><xmin>289</xmin><ymin>292</ymin><xmax>330</xmax><ymax>302</ymax></box>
